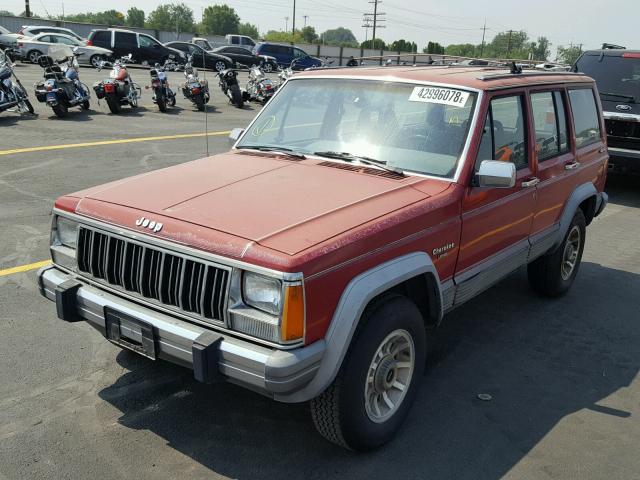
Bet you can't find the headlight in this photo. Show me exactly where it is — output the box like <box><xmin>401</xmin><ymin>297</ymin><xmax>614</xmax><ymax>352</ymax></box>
<box><xmin>55</xmin><ymin>216</ymin><xmax>79</xmax><ymax>249</ymax></box>
<box><xmin>243</xmin><ymin>272</ymin><xmax>282</xmax><ymax>315</ymax></box>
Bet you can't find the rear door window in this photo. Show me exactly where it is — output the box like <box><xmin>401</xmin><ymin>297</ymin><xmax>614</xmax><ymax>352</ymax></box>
<box><xmin>115</xmin><ymin>31</ymin><xmax>137</xmax><ymax>49</ymax></box>
<box><xmin>530</xmin><ymin>91</ymin><xmax>570</xmax><ymax>161</ymax></box>
<box><xmin>568</xmin><ymin>88</ymin><xmax>602</xmax><ymax>148</ymax></box>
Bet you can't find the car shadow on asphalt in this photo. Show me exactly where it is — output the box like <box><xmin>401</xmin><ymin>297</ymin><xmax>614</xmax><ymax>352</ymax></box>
<box><xmin>98</xmin><ymin>261</ymin><xmax>640</xmax><ymax>479</ymax></box>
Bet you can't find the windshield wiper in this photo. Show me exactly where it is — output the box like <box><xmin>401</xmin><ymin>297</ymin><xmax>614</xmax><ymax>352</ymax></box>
<box><xmin>599</xmin><ymin>92</ymin><xmax>636</xmax><ymax>103</ymax></box>
<box><xmin>236</xmin><ymin>145</ymin><xmax>306</xmax><ymax>159</ymax></box>
<box><xmin>313</xmin><ymin>151</ymin><xmax>405</xmax><ymax>176</ymax></box>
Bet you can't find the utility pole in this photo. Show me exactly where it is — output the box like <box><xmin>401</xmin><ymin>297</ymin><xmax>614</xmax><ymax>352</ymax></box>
<box><xmin>364</xmin><ymin>0</ymin><xmax>385</xmax><ymax>47</ymax></box>
<box><xmin>24</xmin><ymin>0</ymin><xmax>31</xmax><ymax>17</ymax></box>
<box><xmin>303</xmin><ymin>15</ymin><xmax>308</xmax><ymax>28</ymax></box>
<box><xmin>362</xmin><ymin>16</ymin><xmax>372</xmax><ymax>44</ymax></box>
<box><xmin>61</xmin><ymin>1</ymin><xmax>65</xmax><ymax>24</ymax></box>
<box><xmin>284</xmin><ymin>16</ymin><xmax>289</xmax><ymax>32</ymax></box>
<box><xmin>292</xmin><ymin>0</ymin><xmax>296</xmax><ymax>35</ymax></box>
<box><xmin>506</xmin><ymin>29</ymin><xmax>514</xmax><ymax>57</ymax></box>
<box><xmin>479</xmin><ymin>18</ymin><xmax>486</xmax><ymax>57</ymax></box>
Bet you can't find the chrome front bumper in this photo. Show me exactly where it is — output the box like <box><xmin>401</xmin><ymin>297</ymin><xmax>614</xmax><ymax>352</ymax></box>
<box><xmin>38</xmin><ymin>266</ymin><xmax>325</xmax><ymax>402</ymax></box>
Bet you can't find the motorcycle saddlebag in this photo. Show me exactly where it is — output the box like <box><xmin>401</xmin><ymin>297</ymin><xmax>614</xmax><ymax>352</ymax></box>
<box><xmin>92</xmin><ymin>81</ymin><xmax>105</xmax><ymax>99</ymax></box>
<box><xmin>34</xmin><ymin>81</ymin><xmax>47</xmax><ymax>102</ymax></box>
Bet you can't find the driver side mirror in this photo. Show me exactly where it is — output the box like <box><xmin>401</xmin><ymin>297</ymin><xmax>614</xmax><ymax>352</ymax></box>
<box><xmin>228</xmin><ymin>128</ymin><xmax>244</xmax><ymax>146</ymax></box>
<box><xmin>476</xmin><ymin>160</ymin><xmax>516</xmax><ymax>188</ymax></box>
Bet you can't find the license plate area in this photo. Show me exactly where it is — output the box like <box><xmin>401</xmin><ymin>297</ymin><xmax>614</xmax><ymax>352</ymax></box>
<box><xmin>105</xmin><ymin>308</ymin><xmax>156</xmax><ymax>360</ymax></box>
<box><xmin>46</xmin><ymin>92</ymin><xmax>57</xmax><ymax>101</ymax></box>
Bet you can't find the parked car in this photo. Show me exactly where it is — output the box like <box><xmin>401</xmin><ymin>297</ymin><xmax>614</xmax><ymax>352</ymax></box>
<box><xmin>15</xmin><ymin>32</ymin><xmax>112</xmax><ymax>67</ymax></box>
<box><xmin>163</xmin><ymin>41</ymin><xmax>232</xmax><ymax>72</ymax></box>
<box><xmin>212</xmin><ymin>45</ymin><xmax>278</xmax><ymax>71</ymax></box>
<box><xmin>17</xmin><ymin>25</ymin><xmax>85</xmax><ymax>42</ymax></box>
<box><xmin>573</xmin><ymin>46</ymin><xmax>640</xmax><ymax>173</ymax></box>
<box><xmin>0</xmin><ymin>25</ymin><xmax>21</xmax><ymax>49</ymax></box>
<box><xmin>87</xmin><ymin>28</ymin><xmax>185</xmax><ymax>66</ymax></box>
<box><xmin>192</xmin><ymin>37</ymin><xmax>216</xmax><ymax>51</ymax></box>
<box><xmin>38</xmin><ymin>65</ymin><xmax>608</xmax><ymax>452</ymax></box>
<box><xmin>226</xmin><ymin>34</ymin><xmax>256</xmax><ymax>49</ymax></box>
<box><xmin>253</xmin><ymin>42</ymin><xmax>322</xmax><ymax>69</ymax></box>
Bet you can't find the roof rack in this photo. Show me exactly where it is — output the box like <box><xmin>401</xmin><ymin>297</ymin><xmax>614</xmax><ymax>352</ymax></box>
<box><xmin>476</xmin><ymin>71</ymin><xmax>585</xmax><ymax>81</ymax></box>
<box><xmin>602</xmin><ymin>43</ymin><xmax>626</xmax><ymax>50</ymax></box>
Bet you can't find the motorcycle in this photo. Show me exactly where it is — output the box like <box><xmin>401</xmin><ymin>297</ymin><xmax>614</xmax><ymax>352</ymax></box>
<box><xmin>243</xmin><ymin>65</ymin><xmax>275</xmax><ymax>104</ymax></box>
<box><xmin>276</xmin><ymin>58</ymin><xmax>298</xmax><ymax>89</ymax></box>
<box><xmin>181</xmin><ymin>55</ymin><xmax>209</xmax><ymax>111</ymax></box>
<box><xmin>33</xmin><ymin>46</ymin><xmax>90</xmax><ymax>118</ymax></box>
<box><xmin>93</xmin><ymin>54</ymin><xmax>141</xmax><ymax>114</ymax></box>
<box><xmin>147</xmin><ymin>61</ymin><xmax>176</xmax><ymax>112</ymax></box>
<box><xmin>0</xmin><ymin>48</ymin><xmax>34</xmax><ymax>115</ymax></box>
<box><xmin>218</xmin><ymin>68</ymin><xmax>243</xmax><ymax>108</ymax></box>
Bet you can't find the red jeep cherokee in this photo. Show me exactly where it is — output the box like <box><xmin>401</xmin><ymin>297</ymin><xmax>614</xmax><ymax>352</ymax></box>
<box><xmin>39</xmin><ymin>65</ymin><xmax>608</xmax><ymax>451</ymax></box>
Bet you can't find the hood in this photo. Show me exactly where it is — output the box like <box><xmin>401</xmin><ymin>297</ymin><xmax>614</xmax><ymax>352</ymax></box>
<box><xmin>73</xmin><ymin>152</ymin><xmax>448</xmax><ymax>256</ymax></box>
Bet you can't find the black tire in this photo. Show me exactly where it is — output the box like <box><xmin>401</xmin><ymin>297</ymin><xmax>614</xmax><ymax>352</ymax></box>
<box><xmin>262</xmin><ymin>62</ymin><xmax>273</xmax><ymax>73</ymax></box>
<box><xmin>195</xmin><ymin>94</ymin><xmax>205</xmax><ymax>111</ymax></box>
<box><xmin>28</xmin><ymin>50</ymin><xmax>42</xmax><ymax>64</ymax></box>
<box><xmin>310</xmin><ymin>295</ymin><xmax>426</xmax><ymax>451</ymax></box>
<box><xmin>214</xmin><ymin>60</ymin><xmax>227</xmax><ymax>72</ymax></box>
<box><xmin>230</xmin><ymin>84</ymin><xmax>243</xmax><ymax>108</ymax></box>
<box><xmin>106</xmin><ymin>95</ymin><xmax>120</xmax><ymax>114</ymax></box>
<box><xmin>157</xmin><ymin>94</ymin><xmax>167</xmax><ymax>112</ymax></box>
<box><xmin>528</xmin><ymin>209</ymin><xmax>586</xmax><ymax>297</ymax></box>
<box><xmin>52</xmin><ymin>103</ymin><xmax>67</xmax><ymax>118</ymax></box>
<box><xmin>90</xmin><ymin>54</ymin><xmax>104</xmax><ymax>69</ymax></box>
<box><xmin>81</xmin><ymin>100</ymin><xmax>90</xmax><ymax>110</ymax></box>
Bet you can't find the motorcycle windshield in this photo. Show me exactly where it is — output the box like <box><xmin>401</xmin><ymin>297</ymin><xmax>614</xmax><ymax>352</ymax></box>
<box><xmin>48</xmin><ymin>45</ymin><xmax>73</xmax><ymax>62</ymax></box>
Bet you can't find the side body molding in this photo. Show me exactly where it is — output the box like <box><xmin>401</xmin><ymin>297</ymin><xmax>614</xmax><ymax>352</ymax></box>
<box><xmin>276</xmin><ymin>252</ymin><xmax>442</xmax><ymax>403</ymax></box>
<box><xmin>552</xmin><ymin>182</ymin><xmax>598</xmax><ymax>250</ymax></box>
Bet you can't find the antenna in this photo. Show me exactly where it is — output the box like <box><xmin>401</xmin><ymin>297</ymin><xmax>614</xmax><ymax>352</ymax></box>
<box><xmin>203</xmin><ymin>47</ymin><xmax>209</xmax><ymax>156</ymax></box>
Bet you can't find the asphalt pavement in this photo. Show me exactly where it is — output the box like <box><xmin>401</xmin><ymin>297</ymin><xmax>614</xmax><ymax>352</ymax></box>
<box><xmin>1</xmin><ymin>62</ymin><xmax>639</xmax><ymax>480</ymax></box>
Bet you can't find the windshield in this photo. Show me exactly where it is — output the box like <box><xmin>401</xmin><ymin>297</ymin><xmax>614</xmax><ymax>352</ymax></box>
<box><xmin>236</xmin><ymin>78</ymin><xmax>477</xmax><ymax>178</ymax></box>
<box><xmin>575</xmin><ymin>54</ymin><xmax>640</xmax><ymax>101</ymax></box>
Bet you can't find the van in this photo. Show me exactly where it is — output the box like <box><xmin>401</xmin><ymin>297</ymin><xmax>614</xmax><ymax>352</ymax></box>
<box><xmin>87</xmin><ymin>28</ymin><xmax>186</xmax><ymax>66</ymax></box>
<box><xmin>253</xmin><ymin>42</ymin><xmax>322</xmax><ymax>69</ymax></box>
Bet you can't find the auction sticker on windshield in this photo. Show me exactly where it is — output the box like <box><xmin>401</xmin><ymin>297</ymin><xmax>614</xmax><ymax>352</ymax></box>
<box><xmin>409</xmin><ymin>86</ymin><xmax>470</xmax><ymax>107</ymax></box>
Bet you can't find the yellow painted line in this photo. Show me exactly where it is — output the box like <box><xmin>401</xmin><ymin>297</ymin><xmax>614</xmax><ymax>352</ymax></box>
<box><xmin>0</xmin><ymin>130</ymin><xmax>231</xmax><ymax>156</ymax></box>
<box><xmin>0</xmin><ymin>259</ymin><xmax>51</xmax><ymax>277</ymax></box>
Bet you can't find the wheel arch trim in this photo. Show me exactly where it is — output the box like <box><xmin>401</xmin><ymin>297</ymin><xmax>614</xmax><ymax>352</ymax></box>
<box><xmin>553</xmin><ymin>182</ymin><xmax>598</xmax><ymax>250</ymax></box>
<box><xmin>275</xmin><ymin>252</ymin><xmax>442</xmax><ymax>402</ymax></box>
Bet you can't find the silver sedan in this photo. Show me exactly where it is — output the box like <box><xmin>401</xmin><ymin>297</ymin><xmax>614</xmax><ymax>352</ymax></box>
<box><xmin>15</xmin><ymin>32</ymin><xmax>112</xmax><ymax>67</ymax></box>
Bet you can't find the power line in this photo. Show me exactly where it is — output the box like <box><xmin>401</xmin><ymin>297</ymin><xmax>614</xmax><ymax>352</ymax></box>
<box><xmin>364</xmin><ymin>0</ymin><xmax>385</xmax><ymax>46</ymax></box>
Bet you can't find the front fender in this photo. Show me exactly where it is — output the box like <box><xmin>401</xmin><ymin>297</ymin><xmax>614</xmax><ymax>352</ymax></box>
<box><xmin>276</xmin><ymin>252</ymin><xmax>442</xmax><ymax>402</ymax></box>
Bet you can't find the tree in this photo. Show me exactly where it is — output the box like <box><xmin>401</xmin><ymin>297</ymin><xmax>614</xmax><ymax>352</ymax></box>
<box><xmin>320</xmin><ymin>27</ymin><xmax>357</xmax><ymax>47</ymax></box>
<box><xmin>557</xmin><ymin>45</ymin><xmax>583</xmax><ymax>65</ymax></box>
<box><xmin>424</xmin><ymin>42</ymin><xmax>445</xmax><ymax>54</ymax></box>
<box><xmin>64</xmin><ymin>10</ymin><xmax>125</xmax><ymax>25</ymax></box>
<box><xmin>263</xmin><ymin>30</ymin><xmax>303</xmax><ymax>43</ymax></box>
<box><xmin>444</xmin><ymin>43</ymin><xmax>476</xmax><ymax>57</ymax></box>
<box><xmin>300</xmin><ymin>26</ymin><xmax>317</xmax><ymax>44</ymax></box>
<box><xmin>146</xmin><ymin>3</ymin><xmax>194</xmax><ymax>33</ymax></box>
<box><xmin>238</xmin><ymin>22</ymin><xmax>259</xmax><ymax>39</ymax></box>
<box><xmin>126</xmin><ymin>7</ymin><xmax>145</xmax><ymax>28</ymax></box>
<box><xmin>202</xmin><ymin>5</ymin><xmax>240</xmax><ymax>35</ymax></box>
<box><xmin>0</xmin><ymin>10</ymin><xmax>15</xmax><ymax>16</ymax></box>
<box><xmin>389</xmin><ymin>39</ymin><xmax>417</xmax><ymax>52</ymax></box>
<box><xmin>486</xmin><ymin>30</ymin><xmax>529</xmax><ymax>58</ymax></box>
<box><xmin>361</xmin><ymin>39</ymin><xmax>385</xmax><ymax>50</ymax></box>
<box><xmin>530</xmin><ymin>36</ymin><xmax>551</xmax><ymax>61</ymax></box>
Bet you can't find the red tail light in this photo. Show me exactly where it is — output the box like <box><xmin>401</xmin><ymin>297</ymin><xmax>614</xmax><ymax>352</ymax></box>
<box><xmin>86</xmin><ymin>39</ymin><xmax>92</xmax><ymax>46</ymax></box>
<box><xmin>104</xmin><ymin>83</ymin><xmax>115</xmax><ymax>93</ymax></box>
<box><xmin>191</xmin><ymin>87</ymin><xmax>201</xmax><ymax>94</ymax></box>
<box><xmin>622</xmin><ymin>52</ymin><xmax>640</xmax><ymax>59</ymax></box>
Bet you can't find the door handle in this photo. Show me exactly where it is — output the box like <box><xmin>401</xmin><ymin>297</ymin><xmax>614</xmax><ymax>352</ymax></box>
<box><xmin>565</xmin><ymin>161</ymin><xmax>581</xmax><ymax>170</ymax></box>
<box><xmin>521</xmin><ymin>177</ymin><xmax>540</xmax><ymax>188</ymax></box>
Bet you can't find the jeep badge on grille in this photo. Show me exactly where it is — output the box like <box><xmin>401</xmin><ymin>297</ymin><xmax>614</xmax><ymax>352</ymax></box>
<box><xmin>135</xmin><ymin>216</ymin><xmax>163</xmax><ymax>232</ymax></box>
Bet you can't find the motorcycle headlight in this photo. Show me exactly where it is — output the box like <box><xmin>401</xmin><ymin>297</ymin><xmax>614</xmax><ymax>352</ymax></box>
<box><xmin>242</xmin><ymin>272</ymin><xmax>282</xmax><ymax>315</ymax></box>
<box><xmin>54</xmin><ymin>216</ymin><xmax>79</xmax><ymax>249</ymax></box>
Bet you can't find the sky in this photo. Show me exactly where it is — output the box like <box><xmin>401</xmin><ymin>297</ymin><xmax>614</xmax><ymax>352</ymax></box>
<box><xmin>3</xmin><ymin>0</ymin><xmax>639</xmax><ymax>55</ymax></box>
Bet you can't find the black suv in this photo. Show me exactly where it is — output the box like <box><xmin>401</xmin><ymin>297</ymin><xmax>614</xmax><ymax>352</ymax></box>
<box><xmin>574</xmin><ymin>46</ymin><xmax>640</xmax><ymax>173</ymax></box>
<box><xmin>87</xmin><ymin>28</ymin><xmax>185</xmax><ymax>66</ymax></box>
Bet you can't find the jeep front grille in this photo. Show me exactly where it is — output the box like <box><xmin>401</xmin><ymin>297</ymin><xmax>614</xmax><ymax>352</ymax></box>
<box><xmin>77</xmin><ymin>227</ymin><xmax>229</xmax><ymax>322</ymax></box>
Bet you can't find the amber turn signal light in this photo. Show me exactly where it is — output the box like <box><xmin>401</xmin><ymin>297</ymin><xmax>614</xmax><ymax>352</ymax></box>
<box><xmin>280</xmin><ymin>284</ymin><xmax>305</xmax><ymax>342</ymax></box>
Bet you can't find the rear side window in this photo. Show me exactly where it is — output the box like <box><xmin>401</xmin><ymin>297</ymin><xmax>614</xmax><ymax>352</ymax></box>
<box><xmin>91</xmin><ymin>30</ymin><xmax>111</xmax><ymax>46</ymax></box>
<box><xmin>568</xmin><ymin>89</ymin><xmax>601</xmax><ymax>148</ymax></box>
<box><xmin>530</xmin><ymin>91</ymin><xmax>570</xmax><ymax>161</ymax></box>
<box><xmin>115</xmin><ymin>31</ymin><xmax>137</xmax><ymax>48</ymax></box>
<box><xmin>230</xmin><ymin>36</ymin><xmax>239</xmax><ymax>44</ymax></box>
<box><xmin>475</xmin><ymin>95</ymin><xmax>529</xmax><ymax>172</ymax></box>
